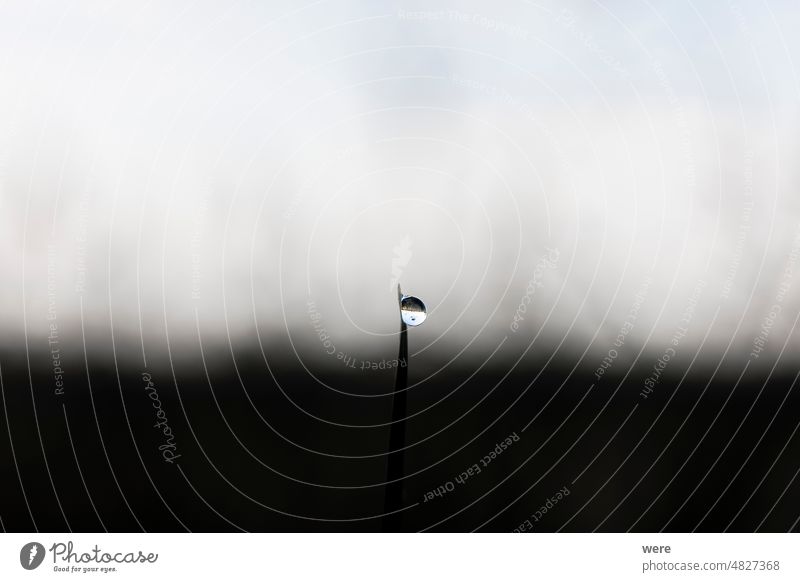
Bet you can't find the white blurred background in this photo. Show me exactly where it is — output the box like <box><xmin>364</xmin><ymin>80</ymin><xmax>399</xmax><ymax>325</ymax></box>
<box><xmin>1</xmin><ymin>0</ymin><xmax>799</xmax><ymax>366</ymax></box>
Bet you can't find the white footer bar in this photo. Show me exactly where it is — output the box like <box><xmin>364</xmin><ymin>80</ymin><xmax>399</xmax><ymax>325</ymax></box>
<box><xmin>1</xmin><ymin>533</ymin><xmax>796</xmax><ymax>581</ymax></box>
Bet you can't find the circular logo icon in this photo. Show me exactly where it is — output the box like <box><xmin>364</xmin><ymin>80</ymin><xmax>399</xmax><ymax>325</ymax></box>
<box><xmin>20</xmin><ymin>542</ymin><xmax>45</xmax><ymax>570</ymax></box>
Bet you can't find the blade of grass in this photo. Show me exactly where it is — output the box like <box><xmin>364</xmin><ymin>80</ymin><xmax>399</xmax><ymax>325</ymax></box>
<box><xmin>383</xmin><ymin>284</ymin><xmax>408</xmax><ymax>531</ymax></box>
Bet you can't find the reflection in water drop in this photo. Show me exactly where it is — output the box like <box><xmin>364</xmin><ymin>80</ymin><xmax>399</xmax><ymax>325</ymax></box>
<box><xmin>400</xmin><ymin>295</ymin><xmax>426</xmax><ymax>326</ymax></box>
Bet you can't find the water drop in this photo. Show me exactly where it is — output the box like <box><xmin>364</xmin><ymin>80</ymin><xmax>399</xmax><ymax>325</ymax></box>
<box><xmin>400</xmin><ymin>294</ymin><xmax>427</xmax><ymax>326</ymax></box>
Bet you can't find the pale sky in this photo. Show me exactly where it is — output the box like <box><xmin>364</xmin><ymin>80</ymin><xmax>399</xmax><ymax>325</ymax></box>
<box><xmin>1</xmin><ymin>0</ymin><xmax>798</xmax><ymax>365</ymax></box>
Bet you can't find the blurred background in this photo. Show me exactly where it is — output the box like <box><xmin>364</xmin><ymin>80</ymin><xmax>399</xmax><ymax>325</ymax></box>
<box><xmin>1</xmin><ymin>0</ymin><xmax>799</xmax><ymax>532</ymax></box>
